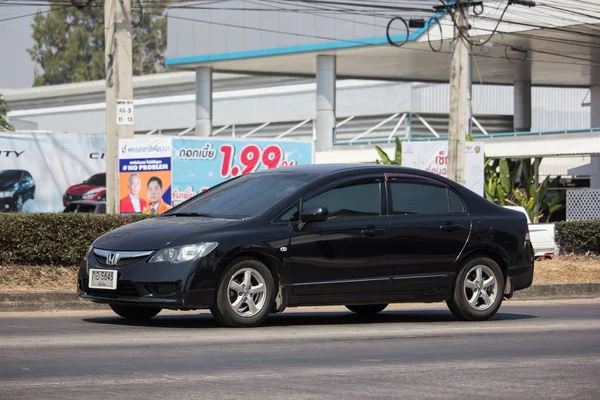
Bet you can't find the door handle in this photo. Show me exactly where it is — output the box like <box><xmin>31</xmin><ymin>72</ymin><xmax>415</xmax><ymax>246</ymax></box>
<box><xmin>361</xmin><ymin>228</ymin><xmax>387</xmax><ymax>237</ymax></box>
<box><xmin>439</xmin><ymin>223</ymin><xmax>463</xmax><ymax>232</ymax></box>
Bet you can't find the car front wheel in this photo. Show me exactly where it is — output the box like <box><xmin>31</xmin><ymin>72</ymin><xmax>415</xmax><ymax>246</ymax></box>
<box><xmin>447</xmin><ymin>257</ymin><xmax>505</xmax><ymax>321</ymax></box>
<box><xmin>210</xmin><ymin>258</ymin><xmax>275</xmax><ymax>328</ymax></box>
<box><xmin>109</xmin><ymin>304</ymin><xmax>162</xmax><ymax>321</ymax></box>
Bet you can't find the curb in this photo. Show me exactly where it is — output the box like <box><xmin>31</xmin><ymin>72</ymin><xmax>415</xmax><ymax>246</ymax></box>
<box><xmin>511</xmin><ymin>282</ymin><xmax>600</xmax><ymax>300</ymax></box>
<box><xmin>0</xmin><ymin>291</ymin><xmax>107</xmax><ymax>312</ymax></box>
<box><xmin>0</xmin><ymin>283</ymin><xmax>598</xmax><ymax>312</ymax></box>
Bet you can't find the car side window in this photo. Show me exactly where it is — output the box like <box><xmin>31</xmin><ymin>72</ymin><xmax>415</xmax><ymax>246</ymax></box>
<box><xmin>448</xmin><ymin>188</ymin><xmax>466</xmax><ymax>213</ymax></box>
<box><xmin>276</xmin><ymin>201</ymin><xmax>300</xmax><ymax>223</ymax></box>
<box><xmin>303</xmin><ymin>181</ymin><xmax>381</xmax><ymax>220</ymax></box>
<box><xmin>391</xmin><ymin>181</ymin><xmax>455</xmax><ymax>215</ymax></box>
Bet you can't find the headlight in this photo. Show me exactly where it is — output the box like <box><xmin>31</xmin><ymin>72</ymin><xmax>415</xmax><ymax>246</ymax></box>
<box><xmin>0</xmin><ymin>190</ymin><xmax>15</xmax><ymax>198</ymax></box>
<box><xmin>82</xmin><ymin>189</ymin><xmax>102</xmax><ymax>199</ymax></box>
<box><xmin>149</xmin><ymin>242</ymin><xmax>218</xmax><ymax>264</ymax></box>
<box><xmin>83</xmin><ymin>244</ymin><xmax>94</xmax><ymax>260</ymax></box>
<box><xmin>84</xmin><ymin>244</ymin><xmax>94</xmax><ymax>274</ymax></box>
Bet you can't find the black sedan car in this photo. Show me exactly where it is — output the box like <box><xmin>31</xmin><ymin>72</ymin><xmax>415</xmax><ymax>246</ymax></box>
<box><xmin>78</xmin><ymin>164</ymin><xmax>534</xmax><ymax>327</ymax></box>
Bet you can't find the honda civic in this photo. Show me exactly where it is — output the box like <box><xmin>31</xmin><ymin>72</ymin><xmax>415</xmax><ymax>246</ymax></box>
<box><xmin>78</xmin><ymin>164</ymin><xmax>534</xmax><ymax>327</ymax></box>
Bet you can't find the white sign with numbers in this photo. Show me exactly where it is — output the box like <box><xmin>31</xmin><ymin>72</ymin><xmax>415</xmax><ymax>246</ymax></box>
<box><xmin>116</xmin><ymin>100</ymin><xmax>134</xmax><ymax>125</ymax></box>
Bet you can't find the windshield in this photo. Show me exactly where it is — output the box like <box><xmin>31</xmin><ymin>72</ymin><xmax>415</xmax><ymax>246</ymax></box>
<box><xmin>0</xmin><ymin>170</ymin><xmax>22</xmax><ymax>180</ymax></box>
<box><xmin>167</xmin><ymin>173</ymin><xmax>315</xmax><ymax>218</ymax></box>
<box><xmin>84</xmin><ymin>174</ymin><xmax>106</xmax><ymax>186</ymax></box>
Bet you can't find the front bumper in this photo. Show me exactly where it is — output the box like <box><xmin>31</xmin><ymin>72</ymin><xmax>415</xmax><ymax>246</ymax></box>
<box><xmin>0</xmin><ymin>197</ymin><xmax>16</xmax><ymax>212</ymax></box>
<box><xmin>77</xmin><ymin>252</ymin><xmax>222</xmax><ymax>310</ymax></box>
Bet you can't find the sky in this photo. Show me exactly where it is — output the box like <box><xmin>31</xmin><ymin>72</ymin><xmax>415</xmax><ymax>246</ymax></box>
<box><xmin>0</xmin><ymin>5</ymin><xmax>42</xmax><ymax>90</ymax></box>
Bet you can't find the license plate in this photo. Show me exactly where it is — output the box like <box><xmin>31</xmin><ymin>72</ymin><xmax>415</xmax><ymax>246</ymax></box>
<box><xmin>89</xmin><ymin>269</ymin><xmax>118</xmax><ymax>290</ymax></box>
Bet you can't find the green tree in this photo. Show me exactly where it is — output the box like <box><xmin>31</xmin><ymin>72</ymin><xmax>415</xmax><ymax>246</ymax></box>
<box><xmin>0</xmin><ymin>94</ymin><xmax>14</xmax><ymax>131</ymax></box>
<box><xmin>484</xmin><ymin>158</ymin><xmax>519</xmax><ymax>205</ymax></box>
<box><xmin>508</xmin><ymin>158</ymin><xmax>565</xmax><ymax>223</ymax></box>
<box><xmin>375</xmin><ymin>137</ymin><xmax>402</xmax><ymax>165</ymax></box>
<box><xmin>28</xmin><ymin>1</ymin><xmax>167</xmax><ymax>86</ymax></box>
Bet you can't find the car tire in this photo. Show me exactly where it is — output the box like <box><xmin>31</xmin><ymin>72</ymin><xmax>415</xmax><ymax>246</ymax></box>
<box><xmin>346</xmin><ymin>304</ymin><xmax>388</xmax><ymax>316</ymax></box>
<box><xmin>210</xmin><ymin>258</ymin><xmax>275</xmax><ymax>328</ymax></box>
<box><xmin>109</xmin><ymin>304</ymin><xmax>162</xmax><ymax>321</ymax></box>
<box><xmin>447</xmin><ymin>256</ymin><xmax>505</xmax><ymax>321</ymax></box>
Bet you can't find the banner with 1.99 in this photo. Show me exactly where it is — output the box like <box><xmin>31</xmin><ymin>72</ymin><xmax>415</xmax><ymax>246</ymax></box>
<box><xmin>170</xmin><ymin>138</ymin><xmax>313</xmax><ymax>206</ymax></box>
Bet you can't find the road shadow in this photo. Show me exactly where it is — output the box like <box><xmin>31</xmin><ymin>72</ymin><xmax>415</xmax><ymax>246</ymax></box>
<box><xmin>82</xmin><ymin>308</ymin><xmax>537</xmax><ymax>329</ymax></box>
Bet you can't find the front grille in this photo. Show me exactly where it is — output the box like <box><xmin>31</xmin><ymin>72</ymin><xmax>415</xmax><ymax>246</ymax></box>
<box><xmin>145</xmin><ymin>282</ymin><xmax>180</xmax><ymax>297</ymax></box>
<box><xmin>94</xmin><ymin>254</ymin><xmax>150</xmax><ymax>267</ymax></box>
<box><xmin>67</xmin><ymin>194</ymin><xmax>82</xmax><ymax>202</ymax></box>
<box><xmin>82</xmin><ymin>278</ymin><xmax>139</xmax><ymax>298</ymax></box>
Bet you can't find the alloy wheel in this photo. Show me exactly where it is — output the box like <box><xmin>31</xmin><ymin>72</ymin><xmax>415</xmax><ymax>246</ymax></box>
<box><xmin>227</xmin><ymin>268</ymin><xmax>267</xmax><ymax>318</ymax></box>
<box><xmin>463</xmin><ymin>264</ymin><xmax>498</xmax><ymax>312</ymax></box>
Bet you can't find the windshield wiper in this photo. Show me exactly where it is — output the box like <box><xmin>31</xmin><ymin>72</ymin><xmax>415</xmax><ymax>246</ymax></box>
<box><xmin>162</xmin><ymin>212</ymin><xmax>216</xmax><ymax>218</ymax></box>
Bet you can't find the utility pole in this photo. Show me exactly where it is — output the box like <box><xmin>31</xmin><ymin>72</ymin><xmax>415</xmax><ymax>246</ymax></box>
<box><xmin>105</xmin><ymin>0</ymin><xmax>134</xmax><ymax>214</ymax></box>
<box><xmin>447</xmin><ymin>1</ymin><xmax>469</xmax><ymax>185</ymax></box>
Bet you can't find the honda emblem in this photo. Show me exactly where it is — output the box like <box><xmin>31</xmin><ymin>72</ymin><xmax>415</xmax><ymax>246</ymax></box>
<box><xmin>106</xmin><ymin>252</ymin><xmax>120</xmax><ymax>265</ymax></box>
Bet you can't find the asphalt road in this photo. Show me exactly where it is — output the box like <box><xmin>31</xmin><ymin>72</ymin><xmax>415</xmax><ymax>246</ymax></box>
<box><xmin>0</xmin><ymin>300</ymin><xmax>599</xmax><ymax>400</ymax></box>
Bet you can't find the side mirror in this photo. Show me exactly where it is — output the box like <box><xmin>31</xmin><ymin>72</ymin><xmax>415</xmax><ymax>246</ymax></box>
<box><xmin>301</xmin><ymin>205</ymin><xmax>329</xmax><ymax>223</ymax></box>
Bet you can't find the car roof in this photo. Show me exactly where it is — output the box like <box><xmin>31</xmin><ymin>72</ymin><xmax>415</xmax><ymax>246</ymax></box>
<box><xmin>251</xmin><ymin>163</ymin><xmax>419</xmax><ymax>177</ymax></box>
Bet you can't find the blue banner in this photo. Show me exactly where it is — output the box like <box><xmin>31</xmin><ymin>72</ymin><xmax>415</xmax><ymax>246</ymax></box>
<box><xmin>171</xmin><ymin>138</ymin><xmax>313</xmax><ymax>206</ymax></box>
<box><xmin>119</xmin><ymin>157</ymin><xmax>171</xmax><ymax>173</ymax></box>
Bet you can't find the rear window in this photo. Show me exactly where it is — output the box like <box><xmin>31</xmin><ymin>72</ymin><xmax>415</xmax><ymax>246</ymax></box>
<box><xmin>390</xmin><ymin>180</ymin><xmax>465</xmax><ymax>215</ymax></box>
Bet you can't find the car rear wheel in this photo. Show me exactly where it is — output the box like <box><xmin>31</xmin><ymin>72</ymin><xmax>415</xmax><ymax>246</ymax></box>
<box><xmin>210</xmin><ymin>258</ymin><xmax>275</xmax><ymax>328</ymax></box>
<box><xmin>346</xmin><ymin>304</ymin><xmax>388</xmax><ymax>316</ymax></box>
<box><xmin>447</xmin><ymin>257</ymin><xmax>505</xmax><ymax>321</ymax></box>
<box><xmin>109</xmin><ymin>304</ymin><xmax>162</xmax><ymax>321</ymax></box>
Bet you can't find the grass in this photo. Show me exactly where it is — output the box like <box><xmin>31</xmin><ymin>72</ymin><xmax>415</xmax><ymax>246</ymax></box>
<box><xmin>1</xmin><ymin>255</ymin><xmax>599</xmax><ymax>292</ymax></box>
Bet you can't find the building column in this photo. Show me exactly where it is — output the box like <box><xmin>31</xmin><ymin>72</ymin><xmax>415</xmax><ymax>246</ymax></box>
<box><xmin>590</xmin><ymin>83</ymin><xmax>600</xmax><ymax>188</ymax></box>
<box><xmin>513</xmin><ymin>58</ymin><xmax>532</xmax><ymax>132</ymax></box>
<box><xmin>315</xmin><ymin>55</ymin><xmax>336</xmax><ymax>152</ymax></box>
<box><xmin>195</xmin><ymin>67</ymin><xmax>212</xmax><ymax>137</ymax></box>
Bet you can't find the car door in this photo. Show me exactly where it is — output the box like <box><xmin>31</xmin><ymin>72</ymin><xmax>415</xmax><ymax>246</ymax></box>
<box><xmin>386</xmin><ymin>174</ymin><xmax>470</xmax><ymax>293</ymax></box>
<box><xmin>288</xmin><ymin>174</ymin><xmax>391</xmax><ymax>296</ymax></box>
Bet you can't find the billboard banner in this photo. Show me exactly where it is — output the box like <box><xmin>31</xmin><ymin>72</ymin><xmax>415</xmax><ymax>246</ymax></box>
<box><xmin>118</xmin><ymin>137</ymin><xmax>173</xmax><ymax>215</ymax></box>
<box><xmin>1</xmin><ymin>132</ymin><xmax>313</xmax><ymax>213</ymax></box>
<box><xmin>170</xmin><ymin>138</ymin><xmax>314</xmax><ymax>206</ymax></box>
<box><xmin>402</xmin><ymin>141</ymin><xmax>485</xmax><ymax>196</ymax></box>
<box><xmin>0</xmin><ymin>132</ymin><xmax>105</xmax><ymax>213</ymax></box>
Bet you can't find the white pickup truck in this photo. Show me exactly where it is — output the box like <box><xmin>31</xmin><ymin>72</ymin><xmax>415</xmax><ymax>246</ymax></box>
<box><xmin>504</xmin><ymin>206</ymin><xmax>558</xmax><ymax>259</ymax></box>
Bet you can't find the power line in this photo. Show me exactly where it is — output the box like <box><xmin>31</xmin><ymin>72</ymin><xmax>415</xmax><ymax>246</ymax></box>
<box><xmin>0</xmin><ymin>4</ymin><xmax>65</xmax><ymax>22</ymax></box>
<box><xmin>5</xmin><ymin>0</ymin><xmax>600</xmax><ymax>68</ymax></box>
<box><xmin>143</xmin><ymin>7</ymin><xmax>600</xmax><ymax>69</ymax></box>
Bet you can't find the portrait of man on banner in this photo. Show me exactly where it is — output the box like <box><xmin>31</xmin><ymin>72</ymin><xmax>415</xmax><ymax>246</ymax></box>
<box><xmin>143</xmin><ymin>176</ymin><xmax>171</xmax><ymax>215</ymax></box>
<box><xmin>120</xmin><ymin>173</ymin><xmax>147</xmax><ymax>213</ymax></box>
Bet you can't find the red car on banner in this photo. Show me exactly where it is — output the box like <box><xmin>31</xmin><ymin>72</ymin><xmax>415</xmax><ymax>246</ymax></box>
<box><xmin>63</xmin><ymin>172</ymin><xmax>106</xmax><ymax>206</ymax></box>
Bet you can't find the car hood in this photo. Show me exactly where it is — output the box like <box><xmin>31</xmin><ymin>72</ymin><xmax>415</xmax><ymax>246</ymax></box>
<box><xmin>92</xmin><ymin>216</ymin><xmax>241</xmax><ymax>251</ymax></box>
<box><xmin>67</xmin><ymin>184</ymin><xmax>103</xmax><ymax>195</ymax></box>
<box><xmin>0</xmin><ymin>180</ymin><xmax>19</xmax><ymax>191</ymax></box>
